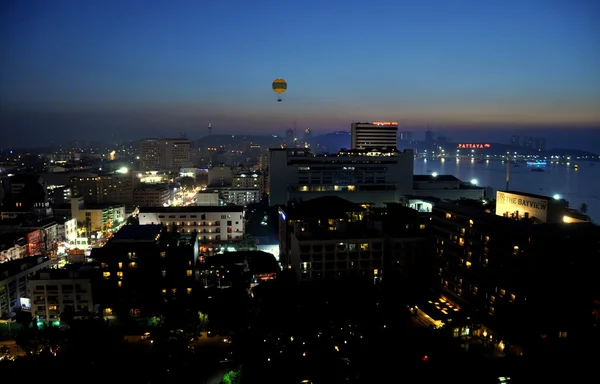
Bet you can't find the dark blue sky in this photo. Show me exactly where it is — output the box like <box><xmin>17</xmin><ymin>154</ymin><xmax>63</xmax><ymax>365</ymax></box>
<box><xmin>1</xmin><ymin>0</ymin><xmax>599</xmax><ymax>148</ymax></box>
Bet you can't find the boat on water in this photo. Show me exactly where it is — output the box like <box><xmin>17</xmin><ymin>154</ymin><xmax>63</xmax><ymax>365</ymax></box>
<box><xmin>531</xmin><ymin>168</ymin><xmax>545</xmax><ymax>172</ymax></box>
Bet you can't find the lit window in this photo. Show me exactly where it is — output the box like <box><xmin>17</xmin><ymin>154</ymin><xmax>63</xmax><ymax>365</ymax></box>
<box><xmin>102</xmin><ymin>272</ymin><xmax>110</xmax><ymax>279</ymax></box>
<box><xmin>118</xmin><ymin>281</ymin><xmax>122</xmax><ymax>287</ymax></box>
<box><xmin>186</xmin><ymin>270</ymin><xmax>193</xmax><ymax>277</ymax></box>
<box><xmin>360</xmin><ymin>243</ymin><xmax>369</xmax><ymax>251</ymax></box>
<box><xmin>129</xmin><ymin>262</ymin><xmax>137</xmax><ymax>268</ymax></box>
<box><xmin>117</xmin><ymin>271</ymin><xmax>123</xmax><ymax>278</ymax></box>
<box><xmin>162</xmin><ymin>270</ymin><xmax>166</xmax><ymax>277</ymax></box>
<box><xmin>445</xmin><ymin>213</ymin><xmax>451</xmax><ymax>219</ymax></box>
<box><xmin>118</xmin><ymin>262</ymin><xmax>123</xmax><ymax>269</ymax></box>
<box><xmin>104</xmin><ymin>308</ymin><xmax>113</xmax><ymax>316</ymax></box>
<box><xmin>187</xmin><ymin>287</ymin><xmax>192</xmax><ymax>294</ymax></box>
<box><xmin>48</xmin><ymin>305</ymin><xmax>57</xmax><ymax>311</ymax></box>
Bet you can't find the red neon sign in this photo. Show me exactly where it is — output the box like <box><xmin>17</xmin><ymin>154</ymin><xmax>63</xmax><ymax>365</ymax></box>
<box><xmin>457</xmin><ymin>143</ymin><xmax>491</xmax><ymax>149</ymax></box>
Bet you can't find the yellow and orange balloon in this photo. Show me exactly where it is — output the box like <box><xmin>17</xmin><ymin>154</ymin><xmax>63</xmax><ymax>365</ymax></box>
<box><xmin>272</xmin><ymin>78</ymin><xmax>287</xmax><ymax>102</ymax></box>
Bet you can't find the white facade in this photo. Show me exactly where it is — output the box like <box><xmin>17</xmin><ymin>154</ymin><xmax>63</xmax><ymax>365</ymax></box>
<box><xmin>351</xmin><ymin>122</ymin><xmax>398</xmax><ymax>150</ymax></box>
<box><xmin>268</xmin><ymin>148</ymin><xmax>414</xmax><ymax>207</ymax></box>
<box><xmin>138</xmin><ymin>206</ymin><xmax>244</xmax><ymax>243</ymax></box>
<box><xmin>29</xmin><ymin>271</ymin><xmax>94</xmax><ymax>321</ymax></box>
<box><xmin>227</xmin><ymin>189</ymin><xmax>261</xmax><ymax>206</ymax></box>
<box><xmin>58</xmin><ymin>218</ymin><xmax>77</xmax><ymax>242</ymax></box>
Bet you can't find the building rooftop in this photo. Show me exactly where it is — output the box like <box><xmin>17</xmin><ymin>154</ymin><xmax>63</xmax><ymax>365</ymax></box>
<box><xmin>0</xmin><ymin>256</ymin><xmax>50</xmax><ymax>279</ymax></box>
<box><xmin>283</xmin><ymin>196</ymin><xmax>366</xmax><ymax>219</ymax></box>
<box><xmin>31</xmin><ymin>266</ymin><xmax>96</xmax><ymax>281</ymax></box>
<box><xmin>414</xmin><ymin>174</ymin><xmax>460</xmax><ymax>182</ymax></box>
<box><xmin>111</xmin><ymin>225</ymin><xmax>163</xmax><ymax>242</ymax></box>
<box><xmin>499</xmin><ymin>189</ymin><xmax>561</xmax><ymax>202</ymax></box>
<box><xmin>200</xmin><ymin>251</ymin><xmax>279</xmax><ymax>274</ymax></box>
<box><xmin>0</xmin><ymin>232</ymin><xmax>30</xmax><ymax>249</ymax></box>
<box><xmin>138</xmin><ymin>205</ymin><xmax>243</xmax><ymax>213</ymax></box>
<box><xmin>83</xmin><ymin>202</ymin><xmax>126</xmax><ymax>210</ymax></box>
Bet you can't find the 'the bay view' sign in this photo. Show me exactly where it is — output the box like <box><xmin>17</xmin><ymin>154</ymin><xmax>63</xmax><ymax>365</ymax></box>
<box><xmin>496</xmin><ymin>191</ymin><xmax>548</xmax><ymax>222</ymax></box>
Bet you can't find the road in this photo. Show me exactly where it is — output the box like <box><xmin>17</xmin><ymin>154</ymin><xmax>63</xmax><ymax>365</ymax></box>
<box><xmin>0</xmin><ymin>340</ymin><xmax>25</xmax><ymax>357</ymax></box>
<box><xmin>204</xmin><ymin>369</ymin><xmax>227</xmax><ymax>384</ymax></box>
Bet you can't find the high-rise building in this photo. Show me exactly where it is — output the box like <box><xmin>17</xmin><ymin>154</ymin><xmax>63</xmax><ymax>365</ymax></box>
<box><xmin>535</xmin><ymin>137</ymin><xmax>546</xmax><ymax>152</ymax></box>
<box><xmin>399</xmin><ymin>131</ymin><xmax>413</xmax><ymax>141</ymax></box>
<box><xmin>139</xmin><ymin>138</ymin><xmax>191</xmax><ymax>170</ymax></box>
<box><xmin>510</xmin><ymin>135</ymin><xmax>520</xmax><ymax>147</ymax></box>
<box><xmin>268</xmin><ymin>147</ymin><xmax>413</xmax><ymax>206</ymax></box>
<box><xmin>522</xmin><ymin>136</ymin><xmax>534</xmax><ymax>150</ymax></box>
<box><xmin>351</xmin><ymin>122</ymin><xmax>398</xmax><ymax>150</ymax></box>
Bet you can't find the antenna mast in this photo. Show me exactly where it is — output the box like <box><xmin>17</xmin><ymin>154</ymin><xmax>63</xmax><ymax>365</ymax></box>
<box><xmin>506</xmin><ymin>145</ymin><xmax>510</xmax><ymax>191</ymax></box>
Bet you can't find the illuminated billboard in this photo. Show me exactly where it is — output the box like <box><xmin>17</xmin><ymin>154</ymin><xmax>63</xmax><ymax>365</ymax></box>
<box><xmin>26</xmin><ymin>230</ymin><xmax>41</xmax><ymax>256</ymax></box>
<box><xmin>457</xmin><ymin>143</ymin><xmax>491</xmax><ymax>149</ymax></box>
<box><xmin>20</xmin><ymin>297</ymin><xmax>31</xmax><ymax>311</ymax></box>
<box><xmin>496</xmin><ymin>191</ymin><xmax>548</xmax><ymax>222</ymax></box>
<box><xmin>371</xmin><ymin>122</ymin><xmax>398</xmax><ymax>126</ymax></box>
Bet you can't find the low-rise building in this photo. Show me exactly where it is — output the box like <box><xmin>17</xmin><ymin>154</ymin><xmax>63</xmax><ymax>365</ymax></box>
<box><xmin>412</xmin><ymin>175</ymin><xmax>485</xmax><ymax>200</ymax></box>
<box><xmin>71</xmin><ymin>196</ymin><xmax>126</xmax><ymax>238</ymax></box>
<box><xmin>57</xmin><ymin>217</ymin><xmax>77</xmax><ymax>243</ymax></box>
<box><xmin>227</xmin><ymin>189</ymin><xmax>261</xmax><ymax>206</ymax></box>
<box><xmin>29</xmin><ymin>267</ymin><xmax>96</xmax><ymax>322</ymax></box>
<box><xmin>138</xmin><ymin>206</ymin><xmax>244</xmax><ymax>244</ymax></box>
<box><xmin>0</xmin><ymin>256</ymin><xmax>51</xmax><ymax>317</ymax></box>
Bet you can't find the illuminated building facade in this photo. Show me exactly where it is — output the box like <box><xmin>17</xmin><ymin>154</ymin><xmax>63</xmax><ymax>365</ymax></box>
<box><xmin>268</xmin><ymin>148</ymin><xmax>414</xmax><ymax>207</ymax></box>
<box><xmin>29</xmin><ymin>267</ymin><xmax>95</xmax><ymax>322</ymax></box>
<box><xmin>71</xmin><ymin>169</ymin><xmax>138</xmax><ymax>204</ymax></box>
<box><xmin>0</xmin><ymin>256</ymin><xmax>50</xmax><ymax>317</ymax></box>
<box><xmin>430</xmin><ymin>201</ymin><xmax>600</xmax><ymax>353</ymax></box>
<box><xmin>278</xmin><ymin>197</ymin><xmax>429</xmax><ymax>283</ymax></box>
<box><xmin>351</xmin><ymin>121</ymin><xmax>398</xmax><ymax>150</ymax></box>
<box><xmin>138</xmin><ymin>206</ymin><xmax>244</xmax><ymax>244</ymax></box>
<box><xmin>133</xmin><ymin>184</ymin><xmax>171</xmax><ymax>207</ymax></box>
<box><xmin>140</xmin><ymin>138</ymin><xmax>191</xmax><ymax>170</ymax></box>
<box><xmin>70</xmin><ymin>197</ymin><xmax>126</xmax><ymax>238</ymax></box>
<box><xmin>233</xmin><ymin>171</ymin><xmax>264</xmax><ymax>197</ymax></box>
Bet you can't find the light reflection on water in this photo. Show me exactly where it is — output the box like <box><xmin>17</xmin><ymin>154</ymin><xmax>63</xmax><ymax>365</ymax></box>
<box><xmin>414</xmin><ymin>159</ymin><xmax>600</xmax><ymax>222</ymax></box>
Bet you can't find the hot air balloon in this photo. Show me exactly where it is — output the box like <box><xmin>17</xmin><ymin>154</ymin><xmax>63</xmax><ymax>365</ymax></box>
<box><xmin>272</xmin><ymin>78</ymin><xmax>287</xmax><ymax>102</ymax></box>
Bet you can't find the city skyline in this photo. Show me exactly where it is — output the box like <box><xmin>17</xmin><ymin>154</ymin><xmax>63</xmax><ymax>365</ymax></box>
<box><xmin>1</xmin><ymin>0</ymin><xmax>599</xmax><ymax>149</ymax></box>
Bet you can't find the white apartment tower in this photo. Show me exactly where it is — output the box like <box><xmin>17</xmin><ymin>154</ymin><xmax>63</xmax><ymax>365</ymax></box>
<box><xmin>351</xmin><ymin>122</ymin><xmax>398</xmax><ymax>150</ymax></box>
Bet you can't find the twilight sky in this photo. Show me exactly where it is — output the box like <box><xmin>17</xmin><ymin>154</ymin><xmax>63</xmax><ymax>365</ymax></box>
<box><xmin>1</xmin><ymin>0</ymin><xmax>599</xmax><ymax>148</ymax></box>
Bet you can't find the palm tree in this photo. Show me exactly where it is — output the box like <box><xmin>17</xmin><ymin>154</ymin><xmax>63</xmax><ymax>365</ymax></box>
<box><xmin>580</xmin><ymin>203</ymin><xmax>588</xmax><ymax>215</ymax></box>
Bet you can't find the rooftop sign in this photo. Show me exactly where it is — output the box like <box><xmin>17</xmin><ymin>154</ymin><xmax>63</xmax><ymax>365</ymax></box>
<box><xmin>457</xmin><ymin>143</ymin><xmax>491</xmax><ymax>149</ymax></box>
<box><xmin>371</xmin><ymin>122</ymin><xmax>398</xmax><ymax>126</ymax></box>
